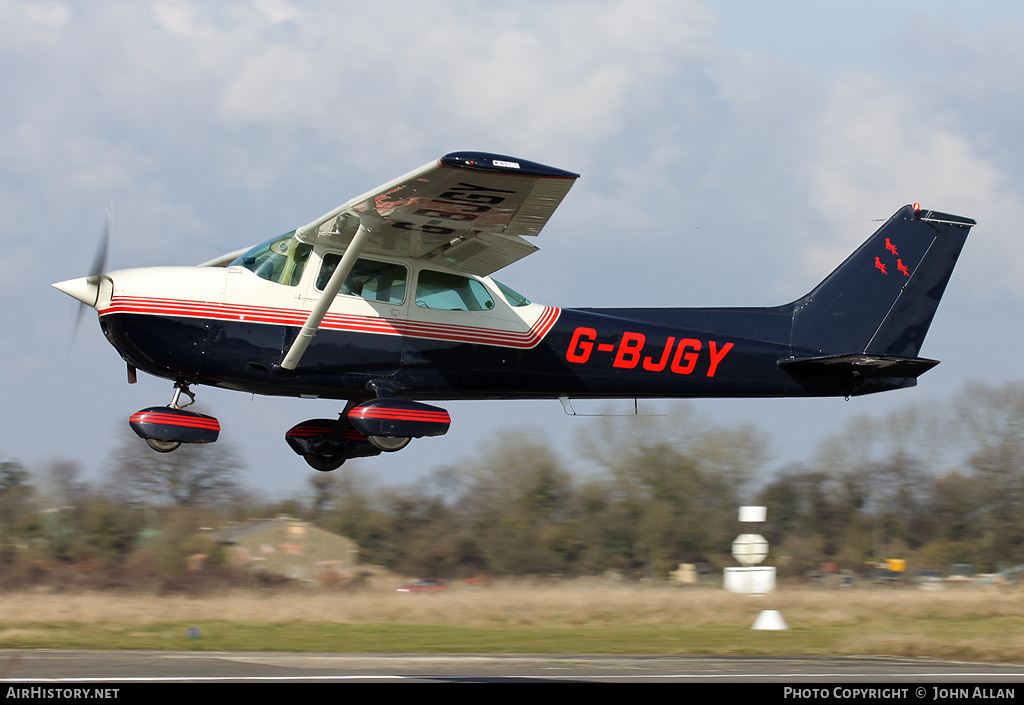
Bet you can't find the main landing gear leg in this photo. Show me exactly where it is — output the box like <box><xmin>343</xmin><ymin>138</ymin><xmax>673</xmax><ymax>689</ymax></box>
<box><xmin>304</xmin><ymin>403</ymin><xmax>359</xmax><ymax>472</ymax></box>
<box><xmin>285</xmin><ymin>397</ymin><xmax>450</xmax><ymax>471</ymax></box>
<box><xmin>285</xmin><ymin>402</ymin><xmax>383</xmax><ymax>472</ymax></box>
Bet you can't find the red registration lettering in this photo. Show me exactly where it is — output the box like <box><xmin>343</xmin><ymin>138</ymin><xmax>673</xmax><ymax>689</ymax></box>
<box><xmin>670</xmin><ymin>339</ymin><xmax>702</xmax><ymax>375</ymax></box>
<box><xmin>707</xmin><ymin>341</ymin><xmax>734</xmax><ymax>377</ymax></box>
<box><xmin>643</xmin><ymin>337</ymin><xmax>676</xmax><ymax>371</ymax></box>
<box><xmin>566</xmin><ymin>327</ymin><xmax>597</xmax><ymax>363</ymax></box>
<box><xmin>613</xmin><ymin>332</ymin><xmax>646</xmax><ymax>369</ymax></box>
<box><xmin>566</xmin><ymin>326</ymin><xmax>734</xmax><ymax>378</ymax></box>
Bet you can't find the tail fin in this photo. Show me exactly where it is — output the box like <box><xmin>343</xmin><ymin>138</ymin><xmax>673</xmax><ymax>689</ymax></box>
<box><xmin>789</xmin><ymin>205</ymin><xmax>974</xmax><ymax>357</ymax></box>
<box><xmin>581</xmin><ymin>204</ymin><xmax>972</xmax><ymax>394</ymax></box>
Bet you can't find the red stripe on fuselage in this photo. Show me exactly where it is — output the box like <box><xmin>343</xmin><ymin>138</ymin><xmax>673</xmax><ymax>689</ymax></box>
<box><xmin>102</xmin><ymin>296</ymin><xmax>559</xmax><ymax>349</ymax></box>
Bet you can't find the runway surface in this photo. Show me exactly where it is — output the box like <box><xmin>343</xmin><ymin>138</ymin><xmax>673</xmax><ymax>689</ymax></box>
<box><xmin>1</xmin><ymin>650</ymin><xmax>1023</xmax><ymax>683</ymax></box>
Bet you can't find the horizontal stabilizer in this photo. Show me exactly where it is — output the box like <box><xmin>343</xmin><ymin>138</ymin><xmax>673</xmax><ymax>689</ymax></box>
<box><xmin>778</xmin><ymin>353</ymin><xmax>939</xmax><ymax>379</ymax></box>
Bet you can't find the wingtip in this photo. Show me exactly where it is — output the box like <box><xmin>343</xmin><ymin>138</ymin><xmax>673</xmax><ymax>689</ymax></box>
<box><xmin>439</xmin><ymin>152</ymin><xmax>580</xmax><ymax>179</ymax></box>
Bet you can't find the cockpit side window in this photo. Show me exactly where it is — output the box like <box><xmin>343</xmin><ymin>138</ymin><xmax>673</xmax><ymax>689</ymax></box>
<box><xmin>316</xmin><ymin>255</ymin><xmax>408</xmax><ymax>304</ymax></box>
<box><xmin>416</xmin><ymin>270</ymin><xmax>495</xmax><ymax>311</ymax></box>
<box><xmin>231</xmin><ymin>233</ymin><xmax>312</xmax><ymax>287</ymax></box>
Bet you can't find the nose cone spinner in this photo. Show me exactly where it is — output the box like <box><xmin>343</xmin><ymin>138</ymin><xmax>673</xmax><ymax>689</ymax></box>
<box><xmin>53</xmin><ymin>276</ymin><xmax>99</xmax><ymax>307</ymax></box>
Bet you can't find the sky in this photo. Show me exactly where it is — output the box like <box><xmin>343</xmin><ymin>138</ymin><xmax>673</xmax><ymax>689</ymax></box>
<box><xmin>4</xmin><ymin>0</ymin><xmax>1024</xmax><ymax>500</ymax></box>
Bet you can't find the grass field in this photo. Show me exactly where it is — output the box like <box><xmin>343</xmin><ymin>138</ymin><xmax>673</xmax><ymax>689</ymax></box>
<box><xmin>0</xmin><ymin>581</ymin><xmax>1022</xmax><ymax>661</ymax></box>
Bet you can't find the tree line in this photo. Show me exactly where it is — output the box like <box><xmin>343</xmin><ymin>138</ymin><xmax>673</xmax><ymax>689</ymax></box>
<box><xmin>2</xmin><ymin>381</ymin><xmax>1023</xmax><ymax>585</ymax></box>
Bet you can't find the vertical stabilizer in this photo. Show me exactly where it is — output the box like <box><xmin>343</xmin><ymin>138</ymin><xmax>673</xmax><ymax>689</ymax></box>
<box><xmin>789</xmin><ymin>205</ymin><xmax>974</xmax><ymax>357</ymax></box>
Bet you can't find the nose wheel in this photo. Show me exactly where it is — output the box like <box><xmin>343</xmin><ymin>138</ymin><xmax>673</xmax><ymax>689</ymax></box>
<box><xmin>145</xmin><ymin>438</ymin><xmax>181</xmax><ymax>453</ymax></box>
<box><xmin>129</xmin><ymin>382</ymin><xmax>220</xmax><ymax>452</ymax></box>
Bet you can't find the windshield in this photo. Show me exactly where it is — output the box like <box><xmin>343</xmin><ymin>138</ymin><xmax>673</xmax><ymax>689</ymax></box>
<box><xmin>230</xmin><ymin>233</ymin><xmax>312</xmax><ymax>286</ymax></box>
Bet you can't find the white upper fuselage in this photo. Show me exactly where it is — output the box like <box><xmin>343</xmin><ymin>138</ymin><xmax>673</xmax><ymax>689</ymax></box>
<box><xmin>83</xmin><ymin>242</ymin><xmax>557</xmax><ymax>387</ymax></box>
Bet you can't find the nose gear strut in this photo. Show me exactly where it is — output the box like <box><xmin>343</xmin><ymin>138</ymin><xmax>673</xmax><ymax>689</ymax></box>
<box><xmin>170</xmin><ymin>382</ymin><xmax>196</xmax><ymax>409</ymax></box>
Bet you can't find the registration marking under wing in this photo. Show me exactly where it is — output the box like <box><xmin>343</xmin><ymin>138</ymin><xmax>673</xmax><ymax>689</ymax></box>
<box><xmin>102</xmin><ymin>296</ymin><xmax>559</xmax><ymax>349</ymax></box>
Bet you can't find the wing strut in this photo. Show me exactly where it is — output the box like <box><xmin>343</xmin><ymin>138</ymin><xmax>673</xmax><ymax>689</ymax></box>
<box><xmin>279</xmin><ymin>222</ymin><xmax>373</xmax><ymax>371</ymax></box>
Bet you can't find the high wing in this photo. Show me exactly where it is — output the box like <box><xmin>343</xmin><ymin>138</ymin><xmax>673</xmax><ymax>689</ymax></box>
<box><xmin>278</xmin><ymin>152</ymin><xmax>577</xmax><ymax>371</ymax></box>
<box><xmin>292</xmin><ymin>152</ymin><xmax>579</xmax><ymax>277</ymax></box>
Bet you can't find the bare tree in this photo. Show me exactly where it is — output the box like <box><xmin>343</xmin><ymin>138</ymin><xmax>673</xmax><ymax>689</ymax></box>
<box><xmin>955</xmin><ymin>382</ymin><xmax>1024</xmax><ymax>565</ymax></box>
<box><xmin>0</xmin><ymin>459</ymin><xmax>33</xmax><ymax>564</ymax></box>
<box><xmin>576</xmin><ymin>406</ymin><xmax>769</xmax><ymax>575</ymax></box>
<box><xmin>105</xmin><ymin>427</ymin><xmax>245</xmax><ymax>508</ymax></box>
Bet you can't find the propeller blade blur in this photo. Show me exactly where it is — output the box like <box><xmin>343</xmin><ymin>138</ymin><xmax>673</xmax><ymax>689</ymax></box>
<box><xmin>64</xmin><ymin>204</ymin><xmax>112</xmax><ymax>345</ymax></box>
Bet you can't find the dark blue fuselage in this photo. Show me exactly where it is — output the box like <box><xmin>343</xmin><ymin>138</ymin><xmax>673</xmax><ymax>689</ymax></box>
<box><xmin>100</xmin><ymin>306</ymin><xmax>865</xmax><ymax>403</ymax></box>
<box><xmin>97</xmin><ymin>203</ymin><xmax>976</xmax><ymax>406</ymax></box>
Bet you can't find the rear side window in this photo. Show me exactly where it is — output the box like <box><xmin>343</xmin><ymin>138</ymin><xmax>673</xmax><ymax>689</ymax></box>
<box><xmin>415</xmin><ymin>270</ymin><xmax>495</xmax><ymax>311</ymax></box>
<box><xmin>317</xmin><ymin>255</ymin><xmax>407</xmax><ymax>304</ymax></box>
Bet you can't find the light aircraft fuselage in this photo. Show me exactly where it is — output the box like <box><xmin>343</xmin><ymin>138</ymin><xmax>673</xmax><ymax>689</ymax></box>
<box><xmin>54</xmin><ymin>152</ymin><xmax>974</xmax><ymax>470</ymax></box>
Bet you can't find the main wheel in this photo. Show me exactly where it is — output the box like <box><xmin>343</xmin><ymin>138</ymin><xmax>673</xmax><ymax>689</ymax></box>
<box><xmin>145</xmin><ymin>438</ymin><xmax>181</xmax><ymax>453</ymax></box>
<box><xmin>303</xmin><ymin>453</ymin><xmax>347</xmax><ymax>472</ymax></box>
<box><xmin>368</xmin><ymin>435</ymin><xmax>411</xmax><ymax>452</ymax></box>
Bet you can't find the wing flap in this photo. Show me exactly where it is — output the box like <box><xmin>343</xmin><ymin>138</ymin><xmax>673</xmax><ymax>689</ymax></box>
<box><xmin>503</xmin><ymin>176</ymin><xmax>578</xmax><ymax>238</ymax></box>
<box><xmin>296</xmin><ymin>152</ymin><xmax>578</xmax><ymax>276</ymax></box>
<box><xmin>431</xmin><ymin>232</ymin><xmax>539</xmax><ymax>277</ymax></box>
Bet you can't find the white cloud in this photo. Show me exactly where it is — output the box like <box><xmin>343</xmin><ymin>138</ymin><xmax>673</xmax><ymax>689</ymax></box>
<box><xmin>151</xmin><ymin>0</ymin><xmax>216</xmax><ymax>38</ymax></box>
<box><xmin>5</xmin><ymin>0</ymin><xmax>1024</xmax><ymax>489</ymax></box>
<box><xmin>798</xmin><ymin>70</ymin><xmax>1023</xmax><ymax>296</ymax></box>
<box><xmin>3</xmin><ymin>0</ymin><xmax>1020</xmax><ymax>298</ymax></box>
<box><xmin>0</xmin><ymin>0</ymin><xmax>72</xmax><ymax>53</ymax></box>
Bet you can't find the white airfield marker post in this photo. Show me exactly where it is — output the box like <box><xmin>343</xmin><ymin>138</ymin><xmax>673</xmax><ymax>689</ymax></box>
<box><xmin>722</xmin><ymin>505</ymin><xmax>788</xmax><ymax>630</ymax></box>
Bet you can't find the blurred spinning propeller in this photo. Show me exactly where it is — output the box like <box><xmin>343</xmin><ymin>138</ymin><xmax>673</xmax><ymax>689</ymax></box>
<box><xmin>60</xmin><ymin>203</ymin><xmax>112</xmax><ymax>346</ymax></box>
